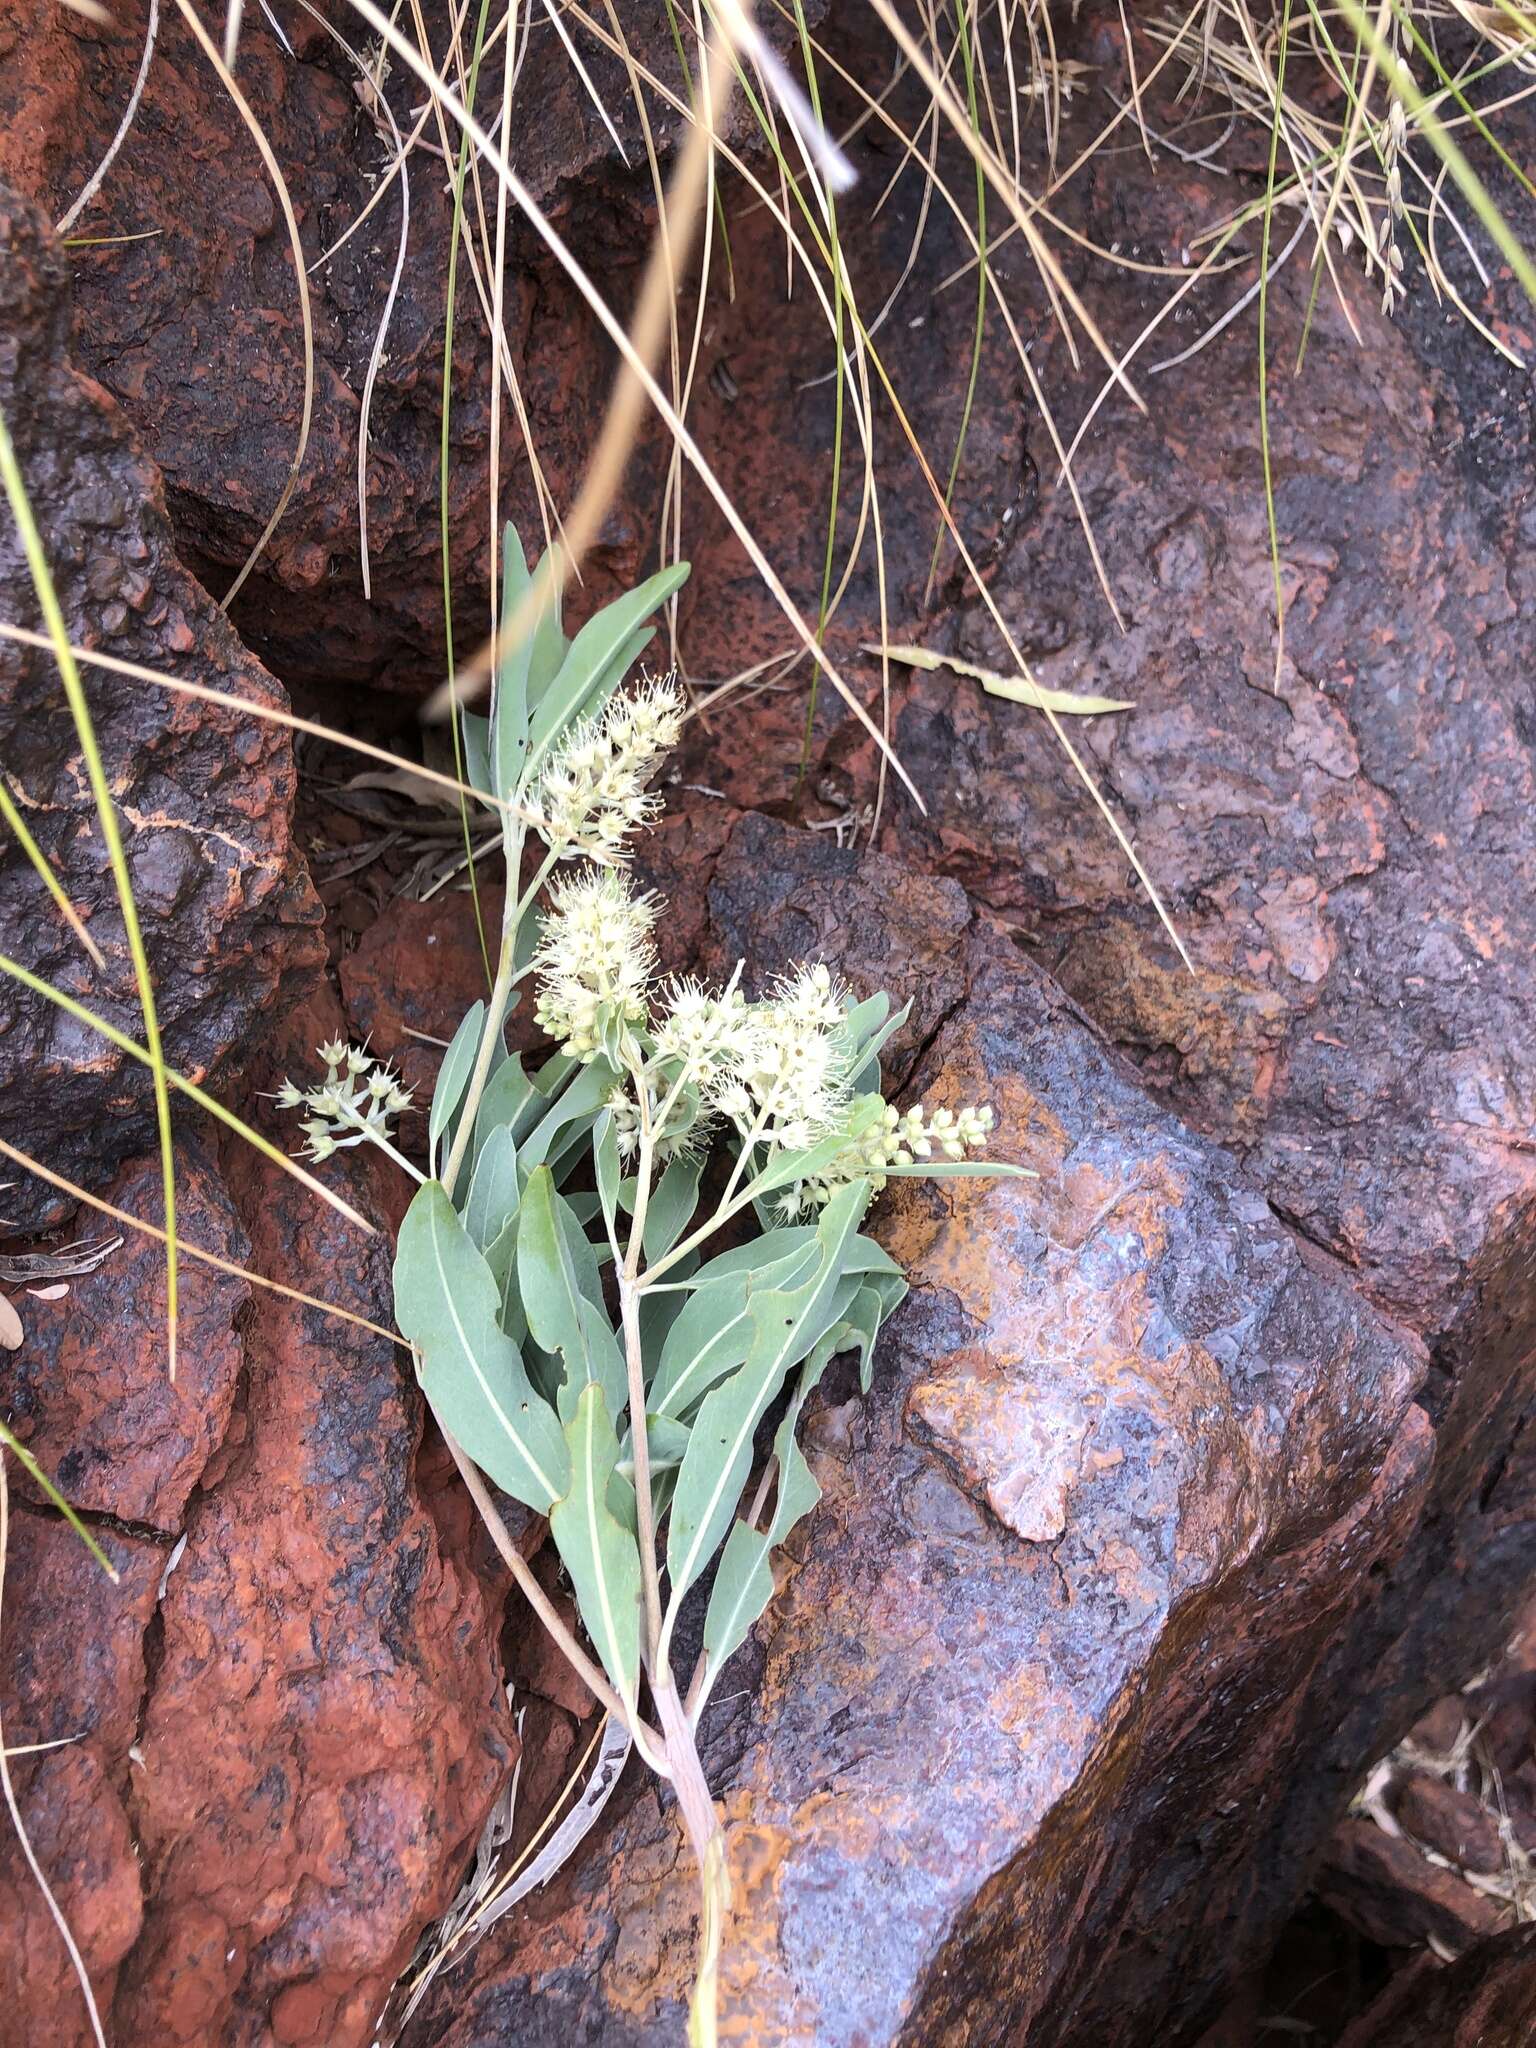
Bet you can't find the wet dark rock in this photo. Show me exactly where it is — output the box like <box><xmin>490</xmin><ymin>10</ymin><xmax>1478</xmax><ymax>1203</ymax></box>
<box><xmin>402</xmin><ymin>815</ymin><xmax>1432</xmax><ymax>2047</ymax></box>
<box><xmin>812</xmin><ymin>18</ymin><xmax>1536</xmax><ymax>1919</ymax></box>
<box><xmin>1335</xmin><ymin>1925</ymin><xmax>1536</xmax><ymax>2048</ymax></box>
<box><xmin>0</xmin><ymin>183</ymin><xmax>323</xmax><ymax>1229</ymax></box>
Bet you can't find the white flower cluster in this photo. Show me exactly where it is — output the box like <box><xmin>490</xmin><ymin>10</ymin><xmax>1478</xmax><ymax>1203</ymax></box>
<box><xmin>710</xmin><ymin>964</ymin><xmax>852</xmax><ymax>1152</ymax></box>
<box><xmin>777</xmin><ymin>1098</ymin><xmax>994</xmax><ymax>1219</ymax></box>
<box><xmin>275</xmin><ymin>1039</ymin><xmax>413</xmax><ymax>1164</ymax></box>
<box><xmin>532</xmin><ymin>868</ymin><xmax>658</xmax><ymax>1060</ymax></box>
<box><xmin>528</xmin><ymin>673</ymin><xmax>685</xmax><ymax>864</ymax></box>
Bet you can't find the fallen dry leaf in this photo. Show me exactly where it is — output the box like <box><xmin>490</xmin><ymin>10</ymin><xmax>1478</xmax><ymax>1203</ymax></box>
<box><xmin>0</xmin><ymin>1292</ymin><xmax>23</xmax><ymax>1350</ymax></box>
<box><xmin>865</xmin><ymin>642</ymin><xmax>1135</xmax><ymax>716</ymax></box>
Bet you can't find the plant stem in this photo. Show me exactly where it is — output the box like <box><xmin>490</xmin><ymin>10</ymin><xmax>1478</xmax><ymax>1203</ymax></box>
<box><xmin>441</xmin><ymin>842</ymin><xmax>556</xmax><ymax>1199</ymax></box>
<box><xmin>442</xmin><ymin>1427</ymin><xmax>668</xmax><ymax>1758</ymax></box>
<box><xmin>652</xmin><ymin>1665</ymin><xmax>729</xmax><ymax>2048</ymax></box>
<box><xmin>619</xmin><ymin>1269</ymin><xmax>665</xmax><ymax>1657</ymax></box>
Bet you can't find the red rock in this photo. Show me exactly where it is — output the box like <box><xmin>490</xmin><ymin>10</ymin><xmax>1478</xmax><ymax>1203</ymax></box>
<box><xmin>339</xmin><ymin>888</ymin><xmax>507</xmax><ymax>1105</ymax></box>
<box><xmin>0</xmin><ymin>1513</ymin><xmax>163</xmax><ymax>2047</ymax></box>
<box><xmin>114</xmin><ymin>1076</ymin><xmax>516</xmax><ymax>2046</ymax></box>
<box><xmin>1406</xmin><ymin>1696</ymin><xmax>1468</xmax><ymax>1758</ymax></box>
<box><xmin>1395</xmin><ymin>1773</ymin><xmax>1505</xmax><ymax>1877</ymax></box>
<box><xmin>1</xmin><ymin>1141</ymin><xmax>248</xmax><ymax>1531</ymax></box>
<box><xmin>0</xmin><ymin>182</ymin><xmax>323</xmax><ymax>1230</ymax></box>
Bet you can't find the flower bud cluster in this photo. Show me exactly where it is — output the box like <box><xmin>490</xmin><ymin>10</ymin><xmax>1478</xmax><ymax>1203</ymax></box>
<box><xmin>605</xmin><ymin>1080</ymin><xmax>702</xmax><ymax>1166</ymax></box>
<box><xmin>529</xmin><ymin>673</ymin><xmax>685</xmax><ymax>864</ymax></box>
<box><xmin>275</xmin><ymin>1039</ymin><xmax>413</xmax><ymax>1164</ymax></box>
<box><xmin>533</xmin><ymin>868</ymin><xmax>658</xmax><ymax>1060</ymax></box>
<box><xmin>777</xmin><ymin>1098</ymin><xmax>994</xmax><ymax>1219</ymax></box>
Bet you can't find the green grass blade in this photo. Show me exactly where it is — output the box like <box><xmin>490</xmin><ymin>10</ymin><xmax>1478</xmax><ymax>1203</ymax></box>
<box><xmin>0</xmin><ymin>1423</ymin><xmax>119</xmax><ymax>1581</ymax></box>
<box><xmin>0</xmin><ymin>403</ymin><xmax>180</xmax><ymax>1378</ymax></box>
<box><xmin>0</xmin><ymin>953</ymin><xmax>374</xmax><ymax>1236</ymax></box>
<box><xmin>0</xmin><ymin>773</ymin><xmax>106</xmax><ymax>969</ymax></box>
<box><xmin>440</xmin><ymin>0</ymin><xmax>497</xmax><ymax>994</ymax></box>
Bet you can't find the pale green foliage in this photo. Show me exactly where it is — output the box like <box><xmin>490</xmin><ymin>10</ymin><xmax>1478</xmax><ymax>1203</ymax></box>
<box><xmin>285</xmin><ymin>525</ymin><xmax>1014</xmax><ymax>1733</ymax></box>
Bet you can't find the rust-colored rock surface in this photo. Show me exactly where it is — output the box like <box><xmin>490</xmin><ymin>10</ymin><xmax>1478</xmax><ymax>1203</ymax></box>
<box><xmin>1</xmin><ymin>1142</ymin><xmax>248</xmax><ymax>1532</ymax></box>
<box><xmin>403</xmin><ymin>814</ymin><xmax>1433</xmax><ymax>2046</ymax></box>
<box><xmin>812</xmin><ymin>12</ymin><xmax>1536</xmax><ymax>1892</ymax></box>
<box><xmin>115</xmin><ymin>1022</ymin><xmax>514</xmax><ymax>2046</ymax></box>
<box><xmin>1</xmin><ymin>1010</ymin><xmax>515</xmax><ymax>2046</ymax></box>
<box><xmin>0</xmin><ymin>1514</ymin><xmax>162</xmax><ymax>2044</ymax></box>
<box><xmin>0</xmin><ymin>181</ymin><xmax>322</xmax><ymax>1228</ymax></box>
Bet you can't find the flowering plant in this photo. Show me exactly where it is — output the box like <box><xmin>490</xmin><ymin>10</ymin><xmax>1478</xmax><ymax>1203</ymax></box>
<box><xmin>285</xmin><ymin>530</ymin><xmax>1012</xmax><ymax>2042</ymax></box>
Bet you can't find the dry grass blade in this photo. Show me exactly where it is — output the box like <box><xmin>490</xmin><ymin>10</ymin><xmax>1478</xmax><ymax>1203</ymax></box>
<box><xmin>0</xmin><ymin>1455</ymin><xmax>109</xmax><ymax>2048</ymax></box>
<box><xmin>0</xmin><ymin>623</ymin><xmax>533</xmax><ymax>822</ymax></box>
<box><xmin>55</xmin><ymin>0</ymin><xmax>159</xmax><ymax>236</ymax></box>
<box><xmin>390</xmin><ymin>1713</ymin><xmax>631</xmax><ymax>2038</ymax></box>
<box><xmin>0</xmin><ymin>1136</ymin><xmax>400</xmax><ymax>1344</ymax></box>
<box><xmin>174</xmin><ymin>0</ymin><xmax>314</xmax><ymax>609</ymax></box>
<box><xmin>0</xmin><ymin>954</ymin><xmax>376</xmax><ymax>1238</ymax></box>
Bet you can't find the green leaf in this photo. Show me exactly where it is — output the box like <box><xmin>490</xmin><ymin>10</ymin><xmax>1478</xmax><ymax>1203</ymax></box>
<box><xmin>866</xmin><ymin>642</ymin><xmax>1135</xmax><ymax>716</ymax></box>
<box><xmin>846</xmin><ymin>996</ymin><xmax>912</xmax><ymax>1095</ymax></box>
<box><xmin>746</xmin><ymin>1096</ymin><xmax>886</xmax><ymax>1202</ymax></box>
<box><xmin>642</xmin><ymin>1154</ymin><xmax>703</xmax><ymax>1265</ymax></box>
<box><xmin>548</xmin><ymin>1383</ymin><xmax>642</xmax><ymax>1710</ymax></box>
<box><xmin>650</xmin><ymin>1226</ymin><xmax>902</xmax><ymax>1419</ymax></box>
<box><xmin>650</xmin><ymin>1236</ymin><xmax>823</xmax><ymax>1422</ymax></box>
<box><xmin>527</xmin><ymin>543</ymin><xmax>569</xmax><ymax>706</ymax></box>
<box><xmin>517</xmin><ymin>1166</ymin><xmax>628</xmax><ymax>1422</ymax></box>
<box><xmin>473</xmin><ymin>1052</ymin><xmax>534</xmax><ymax>1163</ymax></box>
<box><xmin>492</xmin><ymin>524</ymin><xmax>534</xmax><ymax>801</ymax></box>
<box><xmin>459</xmin><ymin>712</ymin><xmax>493</xmax><ymax>796</ymax></box>
<box><xmin>464</xmin><ymin>1125</ymin><xmax>518</xmax><ymax>1252</ymax></box>
<box><xmin>617</xmin><ymin>1410</ymin><xmax>691</xmax><ymax>1484</ymax></box>
<box><xmin>700</xmin><ymin>1383</ymin><xmax>822</xmax><ymax>1677</ymax></box>
<box><xmin>699</xmin><ymin>1259</ymin><xmax>901</xmax><ymax>1681</ymax></box>
<box><xmin>430</xmin><ymin>1000</ymin><xmax>486</xmax><ymax>1172</ymax></box>
<box><xmin>666</xmin><ymin>1180</ymin><xmax>870</xmax><ymax>1604</ymax></box>
<box><xmin>395</xmin><ymin>1181</ymin><xmax>568</xmax><ymax>1511</ymax></box>
<box><xmin>838</xmin><ymin>1275</ymin><xmax>905</xmax><ymax>1393</ymax></box>
<box><xmin>482</xmin><ymin>1209</ymin><xmax>526</xmax><ymax>1346</ymax></box>
<box><xmin>518</xmin><ymin>1057</ymin><xmax>619</xmax><ymax>1179</ymax></box>
<box><xmin>525</xmin><ymin>561</ymin><xmax>690</xmax><ymax>765</ymax></box>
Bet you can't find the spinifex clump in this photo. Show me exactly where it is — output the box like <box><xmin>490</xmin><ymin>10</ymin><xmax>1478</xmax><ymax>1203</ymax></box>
<box><xmin>285</xmin><ymin>530</ymin><xmax>1014</xmax><ymax>2043</ymax></box>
